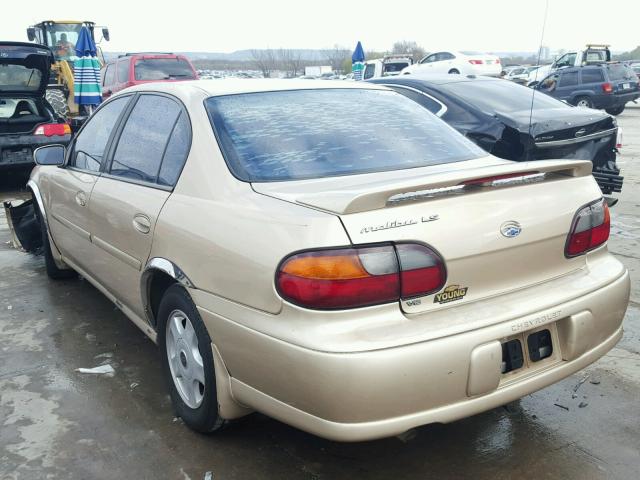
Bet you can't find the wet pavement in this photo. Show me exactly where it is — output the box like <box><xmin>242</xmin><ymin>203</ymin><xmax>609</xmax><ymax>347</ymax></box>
<box><xmin>1</xmin><ymin>106</ymin><xmax>640</xmax><ymax>480</ymax></box>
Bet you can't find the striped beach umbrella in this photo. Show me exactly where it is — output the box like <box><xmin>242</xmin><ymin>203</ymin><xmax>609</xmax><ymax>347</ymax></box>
<box><xmin>73</xmin><ymin>27</ymin><xmax>101</xmax><ymax>109</ymax></box>
<box><xmin>352</xmin><ymin>41</ymin><xmax>365</xmax><ymax>81</ymax></box>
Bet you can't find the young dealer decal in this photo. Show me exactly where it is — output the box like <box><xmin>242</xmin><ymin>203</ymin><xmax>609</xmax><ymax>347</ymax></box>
<box><xmin>434</xmin><ymin>284</ymin><xmax>468</xmax><ymax>304</ymax></box>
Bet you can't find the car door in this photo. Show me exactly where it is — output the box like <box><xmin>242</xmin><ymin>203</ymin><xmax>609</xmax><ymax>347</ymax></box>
<box><xmin>416</xmin><ymin>53</ymin><xmax>438</xmax><ymax>72</ymax></box>
<box><xmin>88</xmin><ymin>93</ymin><xmax>191</xmax><ymax>318</ymax></box>
<box><xmin>45</xmin><ymin>95</ymin><xmax>131</xmax><ymax>269</ymax></box>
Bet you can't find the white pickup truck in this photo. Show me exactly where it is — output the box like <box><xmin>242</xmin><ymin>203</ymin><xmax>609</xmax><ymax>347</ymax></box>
<box><xmin>527</xmin><ymin>45</ymin><xmax>611</xmax><ymax>85</ymax></box>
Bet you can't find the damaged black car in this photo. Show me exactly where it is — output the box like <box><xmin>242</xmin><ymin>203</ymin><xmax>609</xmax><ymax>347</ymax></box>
<box><xmin>1</xmin><ymin>42</ymin><xmax>71</xmax><ymax>172</ymax></box>
<box><xmin>369</xmin><ymin>75</ymin><xmax>622</xmax><ymax>195</ymax></box>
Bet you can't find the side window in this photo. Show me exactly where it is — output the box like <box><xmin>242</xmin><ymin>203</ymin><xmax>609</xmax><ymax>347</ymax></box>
<box><xmin>71</xmin><ymin>96</ymin><xmax>129</xmax><ymax>172</ymax></box>
<box><xmin>388</xmin><ymin>86</ymin><xmax>444</xmax><ymax>115</ymax></box>
<box><xmin>439</xmin><ymin>52</ymin><xmax>455</xmax><ymax>61</ymax></box>
<box><xmin>559</xmin><ymin>71</ymin><xmax>578</xmax><ymax>87</ymax></box>
<box><xmin>117</xmin><ymin>60</ymin><xmax>130</xmax><ymax>83</ymax></box>
<box><xmin>581</xmin><ymin>69</ymin><xmax>605</xmax><ymax>84</ymax></box>
<box><xmin>109</xmin><ymin>95</ymin><xmax>181</xmax><ymax>184</ymax></box>
<box><xmin>363</xmin><ymin>63</ymin><xmax>376</xmax><ymax>80</ymax></box>
<box><xmin>422</xmin><ymin>54</ymin><xmax>437</xmax><ymax>64</ymax></box>
<box><xmin>158</xmin><ymin>113</ymin><xmax>190</xmax><ymax>187</ymax></box>
<box><xmin>103</xmin><ymin>64</ymin><xmax>115</xmax><ymax>87</ymax></box>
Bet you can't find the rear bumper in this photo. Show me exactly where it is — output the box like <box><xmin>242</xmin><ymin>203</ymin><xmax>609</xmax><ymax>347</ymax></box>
<box><xmin>198</xmin><ymin>264</ymin><xmax>630</xmax><ymax>441</ymax></box>
<box><xmin>594</xmin><ymin>92</ymin><xmax>640</xmax><ymax>109</ymax></box>
<box><xmin>0</xmin><ymin>134</ymin><xmax>71</xmax><ymax>167</ymax></box>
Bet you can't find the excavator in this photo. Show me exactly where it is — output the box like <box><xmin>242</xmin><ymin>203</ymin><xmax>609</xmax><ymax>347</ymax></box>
<box><xmin>26</xmin><ymin>20</ymin><xmax>110</xmax><ymax>126</ymax></box>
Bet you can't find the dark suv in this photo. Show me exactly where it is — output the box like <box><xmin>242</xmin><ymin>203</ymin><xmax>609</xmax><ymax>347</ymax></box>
<box><xmin>535</xmin><ymin>63</ymin><xmax>639</xmax><ymax>115</ymax></box>
<box><xmin>1</xmin><ymin>42</ymin><xmax>71</xmax><ymax>171</ymax></box>
<box><xmin>101</xmin><ymin>53</ymin><xmax>198</xmax><ymax>100</ymax></box>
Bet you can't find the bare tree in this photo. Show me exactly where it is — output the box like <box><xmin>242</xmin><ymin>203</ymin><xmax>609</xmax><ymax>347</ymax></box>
<box><xmin>322</xmin><ymin>44</ymin><xmax>351</xmax><ymax>73</ymax></box>
<box><xmin>392</xmin><ymin>40</ymin><xmax>426</xmax><ymax>62</ymax></box>
<box><xmin>250</xmin><ymin>49</ymin><xmax>278</xmax><ymax>78</ymax></box>
<box><xmin>276</xmin><ymin>49</ymin><xmax>305</xmax><ymax>77</ymax></box>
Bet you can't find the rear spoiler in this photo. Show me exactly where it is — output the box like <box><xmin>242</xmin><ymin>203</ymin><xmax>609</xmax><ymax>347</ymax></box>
<box><xmin>292</xmin><ymin>160</ymin><xmax>592</xmax><ymax>215</ymax></box>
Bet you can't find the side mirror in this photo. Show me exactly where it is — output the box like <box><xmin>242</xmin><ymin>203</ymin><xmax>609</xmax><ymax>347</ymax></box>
<box><xmin>27</xmin><ymin>27</ymin><xmax>36</xmax><ymax>42</ymax></box>
<box><xmin>34</xmin><ymin>145</ymin><xmax>66</xmax><ymax>166</ymax></box>
<box><xmin>102</xmin><ymin>28</ymin><xmax>110</xmax><ymax>41</ymax></box>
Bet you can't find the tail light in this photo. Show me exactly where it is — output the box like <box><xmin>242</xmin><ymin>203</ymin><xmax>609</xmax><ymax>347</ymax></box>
<box><xmin>565</xmin><ymin>198</ymin><xmax>610</xmax><ymax>257</ymax></box>
<box><xmin>34</xmin><ymin>123</ymin><xmax>71</xmax><ymax>137</ymax></box>
<box><xmin>601</xmin><ymin>82</ymin><xmax>613</xmax><ymax>94</ymax></box>
<box><xmin>461</xmin><ymin>171</ymin><xmax>541</xmax><ymax>187</ymax></box>
<box><xmin>276</xmin><ymin>244</ymin><xmax>446</xmax><ymax>309</ymax></box>
<box><xmin>616</xmin><ymin>127</ymin><xmax>623</xmax><ymax>149</ymax></box>
<box><xmin>468</xmin><ymin>59</ymin><xmax>484</xmax><ymax>65</ymax></box>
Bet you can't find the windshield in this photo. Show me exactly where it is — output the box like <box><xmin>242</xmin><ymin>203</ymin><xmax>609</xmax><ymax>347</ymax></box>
<box><xmin>0</xmin><ymin>64</ymin><xmax>42</xmax><ymax>92</ymax></box>
<box><xmin>439</xmin><ymin>80</ymin><xmax>566</xmax><ymax>113</ymax></box>
<box><xmin>134</xmin><ymin>59</ymin><xmax>196</xmax><ymax>80</ymax></box>
<box><xmin>206</xmin><ymin>89</ymin><xmax>485</xmax><ymax>182</ymax></box>
<box><xmin>45</xmin><ymin>23</ymin><xmax>83</xmax><ymax>60</ymax></box>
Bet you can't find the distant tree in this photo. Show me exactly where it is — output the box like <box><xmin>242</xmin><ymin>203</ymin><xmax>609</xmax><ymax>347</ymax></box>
<box><xmin>250</xmin><ymin>49</ymin><xmax>278</xmax><ymax>78</ymax></box>
<box><xmin>277</xmin><ymin>49</ymin><xmax>304</xmax><ymax>77</ymax></box>
<box><xmin>391</xmin><ymin>40</ymin><xmax>426</xmax><ymax>62</ymax></box>
<box><xmin>322</xmin><ymin>44</ymin><xmax>351</xmax><ymax>73</ymax></box>
<box><xmin>614</xmin><ymin>46</ymin><xmax>640</xmax><ymax>61</ymax></box>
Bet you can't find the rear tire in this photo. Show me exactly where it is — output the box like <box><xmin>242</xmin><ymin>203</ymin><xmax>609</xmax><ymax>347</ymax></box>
<box><xmin>37</xmin><ymin>206</ymin><xmax>76</xmax><ymax>280</ymax></box>
<box><xmin>45</xmin><ymin>88</ymin><xmax>69</xmax><ymax>119</ymax></box>
<box><xmin>448</xmin><ymin>69</ymin><xmax>461</xmax><ymax>74</ymax></box>
<box><xmin>158</xmin><ymin>284</ymin><xmax>226</xmax><ymax>433</ymax></box>
<box><xmin>574</xmin><ymin>96</ymin><xmax>594</xmax><ymax>108</ymax></box>
<box><xmin>605</xmin><ymin>105</ymin><xmax>625</xmax><ymax>116</ymax></box>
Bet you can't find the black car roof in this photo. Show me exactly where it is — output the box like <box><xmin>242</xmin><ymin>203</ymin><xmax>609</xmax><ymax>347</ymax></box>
<box><xmin>369</xmin><ymin>74</ymin><xmax>499</xmax><ymax>86</ymax></box>
<box><xmin>0</xmin><ymin>42</ymin><xmax>53</xmax><ymax>59</ymax></box>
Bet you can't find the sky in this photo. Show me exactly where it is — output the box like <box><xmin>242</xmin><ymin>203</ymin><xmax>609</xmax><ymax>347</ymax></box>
<box><xmin>7</xmin><ymin>0</ymin><xmax>640</xmax><ymax>54</ymax></box>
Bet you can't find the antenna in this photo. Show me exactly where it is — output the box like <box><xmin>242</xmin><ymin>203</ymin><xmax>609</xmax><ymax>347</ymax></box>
<box><xmin>527</xmin><ymin>0</ymin><xmax>550</xmax><ymax>159</ymax></box>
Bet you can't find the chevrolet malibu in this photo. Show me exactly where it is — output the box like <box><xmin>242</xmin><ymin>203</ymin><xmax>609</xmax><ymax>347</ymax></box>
<box><xmin>27</xmin><ymin>80</ymin><xmax>630</xmax><ymax>441</ymax></box>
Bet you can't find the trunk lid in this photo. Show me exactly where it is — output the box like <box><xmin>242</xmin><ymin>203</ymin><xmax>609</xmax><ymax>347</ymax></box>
<box><xmin>0</xmin><ymin>42</ymin><xmax>53</xmax><ymax>98</ymax></box>
<box><xmin>254</xmin><ymin>157</ymin><xmax>602</xmax><ymax>314</ymax></box>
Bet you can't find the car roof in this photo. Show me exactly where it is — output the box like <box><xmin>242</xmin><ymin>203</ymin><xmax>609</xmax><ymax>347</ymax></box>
<box><xmin>119</xmin><ymin>78</ymin><xmax>390</xmax><ymax>98</ymax></box>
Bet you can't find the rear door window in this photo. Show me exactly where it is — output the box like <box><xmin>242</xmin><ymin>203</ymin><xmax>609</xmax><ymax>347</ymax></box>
<box><xmin>71</xmin><ymin>96</ymin><xmax>130</xmax><ymax>172</ymax></box>
<box><xmin>158</xmin><ymin>113</ymin><xmax>190</xmax><ymax>187</ymax></box>
<box><xmin>581</xmin><ymin>69</ymin><xmax>605</xmax><ymax>84</ymax></box>
<box><xmin>109</xmin><ymin>94</ymin><xmax>183</xmax><ymax>185</ymax></box>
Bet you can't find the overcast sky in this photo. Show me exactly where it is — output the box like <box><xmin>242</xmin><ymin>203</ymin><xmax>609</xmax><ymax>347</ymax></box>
<box><xmin>8</xmin><ymin>0</ymin><xmax>639</xmax><ymax>53</ymax></box>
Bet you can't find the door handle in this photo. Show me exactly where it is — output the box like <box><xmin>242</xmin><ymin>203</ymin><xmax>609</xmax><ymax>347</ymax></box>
<box><xmin>75</xmin><ymin>191</ymin><xmax>87</xmax><ymax>207</ymax></box>
<box><xmin>133</xmin><ymin>214</ymin><xmax>151</xmax><ymax>234</ymax></box>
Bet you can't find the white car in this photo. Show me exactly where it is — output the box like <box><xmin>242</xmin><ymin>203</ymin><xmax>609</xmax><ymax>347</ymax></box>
<box><xmin>401</xmin><ymin>51</ymin><xmax>502</xmax><ymax>77</ymax></box>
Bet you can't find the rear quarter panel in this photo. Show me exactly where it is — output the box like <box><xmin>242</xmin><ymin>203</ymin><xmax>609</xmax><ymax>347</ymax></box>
<box><xmin>149</xmin><ymin>91</ymin><xmax>349</xmax><ymax>314</ymax></box>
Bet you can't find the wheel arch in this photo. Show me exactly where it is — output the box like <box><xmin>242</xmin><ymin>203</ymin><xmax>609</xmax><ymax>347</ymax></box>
<box><xmin>141</xmin><ymin>257</ymin><xmax>195</xmax><ymax>327</ymax></box>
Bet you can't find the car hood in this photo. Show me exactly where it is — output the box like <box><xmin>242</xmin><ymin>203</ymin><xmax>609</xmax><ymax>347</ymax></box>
<box><xmin>495</xmin><ymin>107</ymin><xmax>615</xmax><ymax>141</ymax></box>
<box><xmin>0</xmin><ymin>42</ymin><xmax>53</xmax><ymax>98</ymax></box>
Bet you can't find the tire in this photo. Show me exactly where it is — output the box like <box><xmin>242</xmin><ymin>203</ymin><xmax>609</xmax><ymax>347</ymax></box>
<box><xmin>158</xmin><ymin>284</ymin><xmax>226</xmax><ymax>433</ymax></box>
<box><xmin>574</xmin><ymin>96</ymin><xmax>594</xmax><ymax>108</ymax></box>
<box><xmin>45</xmin><ymin>88</ymin><xmax>69</xmax><ymax>119</ymax></box>
<box><xmin>36</xmin><ymin>206</ymin><xmax>76</xmax><ymax>280</ymax></box>
<box><xmin>448</xmin><ymin>69</ymin><xmax>461</xmax><ymax>74</ymax></box>
<box><xmin>605</xmin><ymin>105</ymin><xmax>625</xmax><ymax>116</ymax></box>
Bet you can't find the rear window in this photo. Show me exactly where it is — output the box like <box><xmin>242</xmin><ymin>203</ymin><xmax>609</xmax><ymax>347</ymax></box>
<box><xmin>581</xmin><ymin>69</ymin><xmax>605</xmax><ymax>83</ymax></box>
<box><xmin>384</xmin><ymin>62</ymin><xmax>409</xmax><ymax>73</ymax></box>
<box><xmin>206</xmin><ymin>89</ymin><xmax>484</xmax><ymax>182</ymax></box>
<box><xmin>0</xmin><ymin>64</ymin><xmax>42</xmax><ymax>92</ymax></box>
<box><xmin>438</xmin><ymin>80</ymin><xmax>564</xmax><ymax>113</ymax></box>
<box><xmin>134</xmin><ymin>58</ymin><xmax>195</xmax><ymax>81</ymax></box>
<box><xmin>607</xmin><ymin>64</ymin><xmax>636</xmax><ymax>81</ymax></box>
